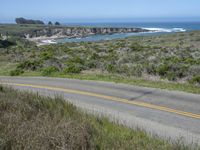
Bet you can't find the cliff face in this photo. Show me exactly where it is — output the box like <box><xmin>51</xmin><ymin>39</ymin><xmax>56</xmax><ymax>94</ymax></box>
<box><xmin>25</xmin><ymin>27</ymin><xmax>149</xmax><ymax>38</ymax></box>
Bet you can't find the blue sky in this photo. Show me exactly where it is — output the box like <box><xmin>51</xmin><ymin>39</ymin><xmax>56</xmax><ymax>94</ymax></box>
<box><xmin>1</xmin><ymin>0</ymin><xmax>200</xmax><ymax>23</ymax></box>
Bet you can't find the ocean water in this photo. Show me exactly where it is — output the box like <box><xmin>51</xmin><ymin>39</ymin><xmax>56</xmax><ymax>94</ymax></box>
<box><xmin>56</xmin><ymin>22</ymin><xmax>200</xmax><ymax>43</ymax></box>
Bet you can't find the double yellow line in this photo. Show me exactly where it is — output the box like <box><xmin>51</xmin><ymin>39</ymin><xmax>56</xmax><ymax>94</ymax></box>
<box><xmin>2</xmin><ymin>82</ymin><xmax>200</xmax><ymax>119</ymax></box>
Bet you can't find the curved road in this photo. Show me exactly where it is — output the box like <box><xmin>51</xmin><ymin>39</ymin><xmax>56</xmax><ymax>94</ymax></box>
<box><xmin>0</xmin><ymin>76</ymin><xmax>200</xmax><ymax>145</ymax></box>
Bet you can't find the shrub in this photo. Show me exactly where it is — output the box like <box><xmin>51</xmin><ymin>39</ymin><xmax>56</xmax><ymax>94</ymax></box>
<box><xmin>10</xmin><ymin>68</ymin><xmax>24</xmax><ymax>76</ymax></box>
<box><xmin>156</xmin><ymin>64</ymin><xmax>188</xmax><ymax>80</ymax></box>
<box><xmin>189</xmin><ymin>65</ymin><xmax>200</xmax><ymax>76</ymax></box>
<box><xmin>145</xmin><ymin>64</ymin><xmax>157</xmax><ymax>75</ymax></box>
<box><xmin>131</xmin><ymin>65</ymin><xmax>143</xmax><ymax>77</ymax></box>
<box><xmin>85</xmin><ymin>60</ymin><xmax>98</xmax><ymax>69</ymax></box>
<box><xmin>106</xmin><ymin>64</ymin><xmax>117</xmax><ymax>73</ymax></box>
<box><xmin>63</xmin><ymin>56</ymin><xmax>85</xmax><ymax>74</ymax></box>
<box><xmin>195</xmin><ymin>37</ymin><xmax>200</xmax><ymax>41</ymax></box>
<box><xmin>41</xmin><ymin>66</ymin><xmax>58</xmax><ymax>76</ymax></box>
<box><xmin>68</xmin><ymin>56</ymin><xmax>85</xmax><ymax>64</ymax></box>
<box><xmin>40</xmin><ymin>51</ymin><xmax>53</xmax><ymax>60</ymax></box>
<box><xmin>90</xmin><ymin>52</ymin><xmax>99</xmax><ymax>60</ymax></box>
<box><xmin>0</xmin><ymin>85</ymin><xmax>4</xmax><ymax>92</ymax></box>
<box><xmin>0</xmin><ymin>39</ymin><xmax>16</xmax><ymax>48</ymax></box>
<box><xmin>64</xmin><ymin>64</ymin><xmax>82</xmax><ymax>74</ymax></box>
<box><xmin>189</xmin><ymin>76</ymin><xmax>200</xmax><ymax>85</ymax></box>
<box><xmin>156</xmin><ymin>64</ymin><xmax>169</xmax><ymax>77</ymax></box>
<box><xmin>55</xmin><ymin>21</ymin><xmax>61</xmax><ymax>25</ymax></box>
<box><xmin>189</xmin><ymin>33</ymin><xmax>194</xmax><ymax>36</ymax></box>
<box><xmin>129</xmin><ymin>43</ymin><xmax>143</xmax><ymax>51</ymax></box>
<box><xmin>166</xmin><ymin>72</ymin><xmax>176</xmax><ymax>81</ymax></box>
<box><xmin>17</xmin><ymin>60</ymin><xmax>41</xmax><ymax>71</ymax></box>
<box><xmin>116</xmin><ymin>64</ymin><xmax>129</xmax><ymax>74</ymax></box>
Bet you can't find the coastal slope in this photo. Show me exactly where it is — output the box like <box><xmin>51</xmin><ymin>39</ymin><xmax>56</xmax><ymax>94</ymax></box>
<box><xmin>1</xmin><ymin>76</ymin><xmax>200</xmax><ymax>145</ymax></box>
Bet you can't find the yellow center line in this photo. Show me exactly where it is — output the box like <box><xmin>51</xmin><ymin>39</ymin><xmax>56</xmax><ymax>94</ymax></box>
<box><xmin>1</xmin><ymin>82</ymin><xmax>200</xmax><ymax>119</ymax></box>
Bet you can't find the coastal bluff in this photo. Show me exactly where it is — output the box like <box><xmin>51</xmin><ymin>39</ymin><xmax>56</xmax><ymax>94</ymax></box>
<box><xmin>24</xmin><ymin>26</ymin><xmax>149</xmax><ymax>39</ymax></box>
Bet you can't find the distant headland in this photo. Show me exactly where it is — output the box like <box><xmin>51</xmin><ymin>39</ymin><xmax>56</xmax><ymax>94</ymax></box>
<box><xmin>0</xmin><ymin>18</ymin><xmax>151</xmax><ymax>45</ymax></box>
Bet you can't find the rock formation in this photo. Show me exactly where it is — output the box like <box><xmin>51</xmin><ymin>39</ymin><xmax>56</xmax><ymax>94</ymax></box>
<box><xmin>24</xmin><ymin>26</ymin><xmax>149</xmax><ymax>39</ymax></box>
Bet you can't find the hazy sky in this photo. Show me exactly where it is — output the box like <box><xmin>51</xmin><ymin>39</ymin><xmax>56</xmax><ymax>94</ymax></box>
<box><xmin>1</xmin><ymin>0</ymin><xmax>200</xmax><ymax>23</ymax></box>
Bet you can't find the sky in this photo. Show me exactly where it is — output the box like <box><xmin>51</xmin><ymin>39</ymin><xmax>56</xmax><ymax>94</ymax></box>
<box><xmin>1</xmin><ymin>0</ymin><xmax>200</xmax><ymax>23</ymax></box>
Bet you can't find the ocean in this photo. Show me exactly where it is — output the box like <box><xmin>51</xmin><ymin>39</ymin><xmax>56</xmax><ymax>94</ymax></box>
<box><xmin>56</xmin><ymin>22</ymin><xmax>200</xmax><ymax>43</ymax></box>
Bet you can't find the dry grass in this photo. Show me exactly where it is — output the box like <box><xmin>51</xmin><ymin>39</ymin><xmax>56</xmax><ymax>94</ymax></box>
<box><xmin>0</xmin><ymin>87</ymin><xmax>92</xmax><ymax>149</ymax></box>
<box><xmin>0</xmin><ymin>85</ymin><xmax>195</xmax><ymax>150</ymax></box>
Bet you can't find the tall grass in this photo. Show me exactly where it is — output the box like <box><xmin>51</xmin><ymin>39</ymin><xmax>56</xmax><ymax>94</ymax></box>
<box><xmin>0</xmin><ymin>85</ymin><xmax>194</xmax><ymax>149</ymax></box>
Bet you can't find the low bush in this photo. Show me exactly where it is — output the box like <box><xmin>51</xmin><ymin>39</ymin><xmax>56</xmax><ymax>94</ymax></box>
<box><xmin>129</xmin><ymin>43</ymin><xmax>143</xmax><ymax>51</ymax></box>
<box><xmin>67</xmin><ymin>56</ymin><xmax>85</xmax><ymax>64</ymax></box>
<box><xmin>10</xmin><ymin>68</ymin><xmax>24</xmax><ymax>76</ymax></box>
<box><xmin>189</xmin><ymin>65</ymin><xmax>200</xmax><ymax>76</ymax></box>
<box><xmin>145</xmin><ymin>64</ymin><xmax>157</xmax><ymax>75</ymax></box>
<box><xmin>106</xmin><ymin>64</ymin><xmax>117</xmax><ymax>73</ymax></box>
<box><xmin>17</xmin><ymin>60</ymin><xmax>42</xmax><ymax>71</ymax></box>
<box><xmin>156</xmin><ymin>64</ymin><xmax>169</xmax><ymax>77</ymax></box>
<box><xmin>129</xmin><ymin>65</ymin><xmax>143</xmax><ymax>77</ymax></box>
<box><xmin>195</xmin><ymin>37</ymin><xmax>200</xmax><ymax>41</ymax></box>
<box><xmin>166</xmin><ymin>72</ymin><xmax>176</xmax><ymax>81</ymax></box>
<box><xmin>41</xmin><ymin>66</ymin><xmax>58</xmax><ymax>76</ymax></box>
<box><xmin>156</xmin><ymin>64</ymin><xmax>188</xmax><ymax>81</ymax></box>
<box><xmin>0</xmin><ymin>39</ymin><xmax>16</xmax><ymax>48</ymax></box>
<box><xmin>40</xmin><ymin>51</ymin><xmax>53</xmax><ymax>60</ymax></box>
<box><xmin>64</xmin><ymin>56</ymin><xmax>85</xmax><ymax>74</ymax></box>
<box><xmin>189</xmin><ymin>75</ymin><xmax>200</xmax><ymax>85</ymax></box>
<box><xmin>64</xmin><ymin>64</ymin><xmax>82</xmax><ymax>74</ymax></box>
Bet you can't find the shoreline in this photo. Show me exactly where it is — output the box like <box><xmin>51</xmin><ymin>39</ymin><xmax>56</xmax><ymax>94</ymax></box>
<box><xmin>27</xmin><ymin>31</ymin><xmax>151</xmax><ymax>46</ymax></box>
<box><xmin>23</xmin><ymin>26</ymin><xmax>150</xmax><ymax>46</ymax></box>
<box><xmin>27</xmin><ymin>35</ymin><xmax>67</xmax><ymax>46</ymax></box>
<box><xmin>26</xmin><ymin>27</ymin><xmax>187</xmax><ymax>46</ymax></box>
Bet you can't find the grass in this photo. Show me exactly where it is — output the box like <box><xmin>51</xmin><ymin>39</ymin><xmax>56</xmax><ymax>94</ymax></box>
<box><xmin>0</xmin><ymin>85</ymin><xmax>193</xmax><ymax>149</ymax></box>
<box><xmin>0</xmin><ymin>61</ymin><xmax>199</xmax><ymax>94</ymax></box>
<box><xmin>0</xmin><ymin>62</ymin><xmax>18</xmax><ymax>76</ymax></box>
<box><xmin>0</xmin><ymin>24</ymin><xmax>46</xmax><ymax>35</ymax></box>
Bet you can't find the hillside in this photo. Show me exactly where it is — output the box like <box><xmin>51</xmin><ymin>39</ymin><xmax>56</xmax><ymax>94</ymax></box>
<box><xmin>0</xmin><ymin>85</ymin><xmax>192</xmax><ymax>149</ymax></box>
<box><xmin>0</xmin><ymin>25</ymin><xmax>200</xmax><ymax>93</ymax></box>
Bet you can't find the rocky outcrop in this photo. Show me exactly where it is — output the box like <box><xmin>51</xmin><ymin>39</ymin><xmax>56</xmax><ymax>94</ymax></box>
<box><xmin>15</xmin><ymin>18</ymin><xmax>44</xmax><ymax>25</ymax></box>
<box><xmin>24</xmin><ymin>27</ymin><xmax>149</xmax><ymax>39</ymax></box>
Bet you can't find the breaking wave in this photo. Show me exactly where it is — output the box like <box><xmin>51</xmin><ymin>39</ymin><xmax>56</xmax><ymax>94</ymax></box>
<box><xmin>143</xmin><ymin>28</ymin><xmax>186</xmax><ymax>33</ymax></box>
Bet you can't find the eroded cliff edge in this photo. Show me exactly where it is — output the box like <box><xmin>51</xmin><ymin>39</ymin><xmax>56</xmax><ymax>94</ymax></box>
<box><xmin>24</xmin><ymin>26</ymin><xmax>149</xmax><ymax>39</ymax></box>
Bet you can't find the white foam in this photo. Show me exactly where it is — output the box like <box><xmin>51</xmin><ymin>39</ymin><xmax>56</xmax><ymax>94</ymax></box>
<box><xmin>143</xmin><ymin>27</ymin><xmax>186</xmax><ymax>33</ymax></box>
<box><xmin>42</xmin><ymin>40</ymin><xmax>57</xmax><ymax>44</ymax></box>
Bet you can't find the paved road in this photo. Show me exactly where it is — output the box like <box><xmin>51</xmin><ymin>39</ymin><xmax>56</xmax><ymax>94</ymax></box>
<box><xmin>1</xmin><ymin>76</ymin><xmax>200</xmax><ymax>145</ymax></box>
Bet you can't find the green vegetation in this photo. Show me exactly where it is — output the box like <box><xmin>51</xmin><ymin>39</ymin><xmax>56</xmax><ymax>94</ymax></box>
<box><xmin>55</xmin><ymin>21</ymin><xmax>61</xmax><ymax>26</ymax></box>
<box><xmin>0</xmin><ymin>62</ymin><xmax>17</xmax><ymax>76</ymax></box>
<box><xmin>41</xmin><ymin>66</ymin><xmax>59</xmax><ymax>76</ymax></box>
<box><xmin>15</xmin><ymin>17</ymin><xmax>44</xmax><ymax>25</ymax></box>
<box><xmin>0</xmin><ymin>24</ymin><xmax>46</xmax><ymax>37</ymax></box>
<box><xmin>189</xmin><ymin>75</ymin><xmax>200</xmax><ymax>85</ymax></box>
<box><xmin>0</xmin><ymin>39</ymin><xmax>15</xmax><ymax>48</ymax></box>
<box><xmin>10</xmin><ymin>68</ymin><xmax>24</xmax><ymax>76</ymax></box>
<box><xmin>48</xmin><ymin>21</ymin><xmax>53</xmax><ymax>25</ymax></box>
<box><xmin>0</xmin><ymin>86</ymin><xmax>194</xmax><ymax>149</ymax></box>
<box><xmin>0</xmin><ymin>24</ymin><xmax>200</xmax><ymax>94</ymax></box>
